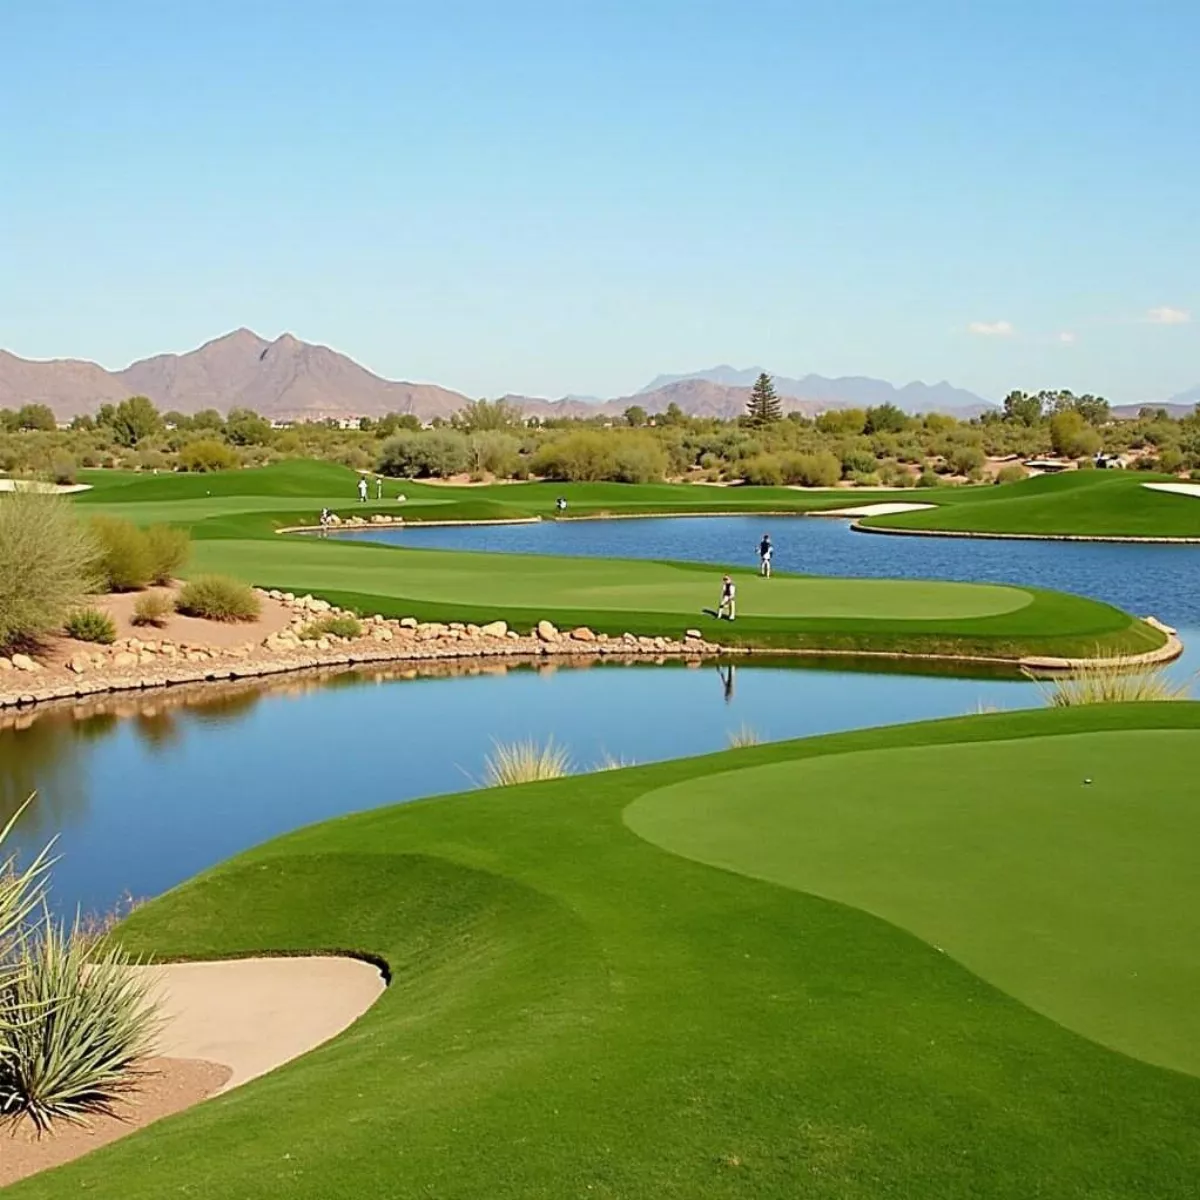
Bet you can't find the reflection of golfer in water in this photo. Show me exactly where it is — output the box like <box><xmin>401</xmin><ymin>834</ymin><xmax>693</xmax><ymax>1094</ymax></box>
<box><xmin>717</xmin><ymin>574</ymin><xmax>736</xmax><ymax>620</ymax></box>
<box><xmin>718</xmin><ymin>663</ymin><xmax>736</xmax><ymax>703</ymax></box>
<box><xmin>759</xmin><ymin>533</ymin><xmax>773</xmax><ymax>578</ymax></box>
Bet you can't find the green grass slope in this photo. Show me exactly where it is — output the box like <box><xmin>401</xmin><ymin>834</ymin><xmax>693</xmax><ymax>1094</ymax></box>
<box><xmin>15</xmin><ymin>704</ymin><xmax>1200</xmax><ymax>1199</ymax></box>
<box><xmin>861</xmin><ymin>470</ymin><xmax>1200</xmax><ymax>538</ymax></box>
<box><xmin>72</xmin><ymin>462</ymin><xmax>1163</xmax><ymax>660</ymax></box>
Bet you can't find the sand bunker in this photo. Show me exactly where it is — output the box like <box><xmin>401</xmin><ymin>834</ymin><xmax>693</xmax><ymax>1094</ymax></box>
<box><xmin>139</xmin><ymin>955</ymin><xmax>386</xmax><ymax>1091</ymax></box>
<box><xmin>1144</xmin><ymin>482</ymin><xmax>1200</xmax><ymax>500</ymax></box>
<box><xmin>0</xmin><ymin>955</ymin><xmax>385</xmax><ymax>1185</ymax></box>
<box><xmin>821</xmin><ymin>502</ymin><xmax>936</xmax><ymax>517</ymax></box>
<box><xmin>0</xmin><ymin>479</ymin><xmax>91</xmax><ymax>494</ymax></box>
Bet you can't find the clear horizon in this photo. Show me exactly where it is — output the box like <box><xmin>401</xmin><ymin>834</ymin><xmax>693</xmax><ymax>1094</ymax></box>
<box><xmin>2</xmin><ymin>1</ymin><xmax>1197</xmax><ymax>404</ymax></box>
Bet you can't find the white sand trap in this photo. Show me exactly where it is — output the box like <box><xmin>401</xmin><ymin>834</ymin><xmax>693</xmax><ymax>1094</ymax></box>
<box><xmin>821</xmin><ymin>502</ymin><xmax>936</xmax><ymax>517</ymax></box>
<box><xmin>136</xmin><ymin>955</ymin><xmax>386</xmax><ymax>1091</ymax></box>
<box><xmin>1144</xmin><ymin>482</ymin><xmax>1200</xmax><ymax>499</ymax></box>
<box><xmin>0</xmin><ymin>478</ymin><xmax>91</xmax><ymax>493</ymax></box>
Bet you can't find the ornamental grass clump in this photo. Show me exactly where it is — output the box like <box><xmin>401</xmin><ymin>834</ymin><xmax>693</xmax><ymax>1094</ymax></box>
<box><xmin>90</xmin><ymin>516</ymin><xmax>153</xmax><ymax>592</ymax></box>
<box><xmin>483</xmin><ymin>738</ymin><xmax>572</xmax><ymax>787</ymax></box>
<box><xmin>176</xmin><ymin>575</ymin><xmax>261</xmax><ymax>622</ymax></box>
<box><xmin>0</xmin><ymin>491</ymin><xmax>98</xmax><ymax>651</ymax></box>
<box><xmin>0</xmin><ymin>802</ymin><xmax>158</xmax><ymax>1132</ymax></box>
<box><xmin>727</xmin><ymin>725</ymin><xmax>763</xmax><ymax>748</ymax></box>
<box><xmin>131</xmin><ymin>592</ymin><xmax>174</xmax><ymax>628</ymax></box>
<box><xmin>299</xmin><ymin>614</ymin><xmax>363</xmax><ymax>640</ymax></box>
<box><xmin>143</xmin><ymin>525</ymin><xmax>189</xmax><ymax>586</ymax></box>
<box><xmin>63</xmin><ymin>608</ymin><xmax>117</xmax><ymax>645</ymax></box>
<box><xmin>1028</xmin><ymin>659</ymin><xmax>1191</xmax><ymax>707</ymax></box>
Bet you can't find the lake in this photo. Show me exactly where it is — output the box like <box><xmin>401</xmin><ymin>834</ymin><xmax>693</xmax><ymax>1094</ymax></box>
<box><xmin>4</xmin><ymin>515</ymin><xmax>1195</xmax><ymax>917</ymax></box>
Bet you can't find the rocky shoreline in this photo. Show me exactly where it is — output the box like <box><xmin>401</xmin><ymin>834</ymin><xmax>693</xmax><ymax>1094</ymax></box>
<box><xmin>0</xmin><ymin>590</ymin><xmax>723</xmax><ymax>710</ymax></box>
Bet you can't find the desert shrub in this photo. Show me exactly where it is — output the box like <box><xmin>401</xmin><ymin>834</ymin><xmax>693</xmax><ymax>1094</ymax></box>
<box><xmin>90</xmin><ymin>516</ymin><xmax>152</xmax><ymax>591</ymax></box>
<box><xmin>51</xmin><ymin>458</ymin><xmax>77</xmax><ymax>486</ymax></box>
<box><xmin>467</xmin><ymin>432</ymin><xmax>522</xmax><ymax>478</ymax></box>
<box><xmin>1157</xmin><ymin>447</ymin><xmax>1185</xmax><ymax>474</ymax></box>
<box><xmin>0</xmin><ymin>917</ymin><xmax>158</xmax><ymax>1131</ymax></box>
<box><xmin>175</xmin><ymin>575</ymin><xmax>261</xmax><ymax>622</ymax></box>
<box><xmin>482</xmin><ymin>738</ymin><xmax>571</xmax><ymax>786</ymax></box>
<box><xmin>780</xmin><ymin>450</ymin><xmax>840</xmax><ymax>487</ymax></box>
<box><xmin>298</xmin><ymin>613</ymin><xmax>363</xmax><ymax>640</ymax></box>
<box><xmin>0</xmin><ymin>491</ymin><xmax>99</xmax><ymax>650</ymax></box>
<box><xmin>996</xmin><ymin>462</ymin><xmax>1028</xmax><ymax>484</ymax></box>
<box><xmin>739</xmin><ymin>454</ymin><xmax>784</xmax><ymax>486</ymax></box>
<box><xmin>178</xmin><ymin>439</ymin><xmax>238</xmax><ymax>472</ymax></box>
<box><xmin>1049</xmin><ymin>410</ymin><xmax>1102</xmax><ymax>458</ymax></box>
<box><xmin>530</xmin><ymin>432</ymin><xmax>618</xmax><ymax>482</ymax></box>
<box><xmin>64</xmin><ymin>607</ymin><xmax>116</xmax><ymax>644</ymax></box>
<box><xmin>916</xmin><ymin>468</ymin><xmax>941</xmax><ymax>488</ymax></box>
<box><xmin>378</xmin><ymin>430</ymin><xmax>470</xmax><ymax>478</ymax></box>
<box><xmin>945</xmin><ymin>444</ymin><xmax>986</xmax><ymax>476</ymax></box>
<box><xmin>612</xmin><ymin>436</ymin><xmax>668</xmax><ymax>483</ymax></box>
<box><xmin>131</xmin><ymin>592</ymin><xmax>174</xmax><ymax>627</ymax></box>
<box><xmin>143</xmin><ymin>524</ymin><xmax>189</xmax><ymax>585</ymax></box>
<box><xmin>839</xmin><ymin>447</ymin><xmax>878</xmax><ymax>477</ymax></box>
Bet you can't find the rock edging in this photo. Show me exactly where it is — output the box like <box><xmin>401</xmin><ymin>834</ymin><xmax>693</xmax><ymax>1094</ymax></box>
<box><xmin>0</xmin><ymin>593</ymin><xmax>721</xmax><ymax>710</ymax></box>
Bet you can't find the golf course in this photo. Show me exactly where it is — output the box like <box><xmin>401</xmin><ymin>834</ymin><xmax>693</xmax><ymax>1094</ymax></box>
<box><xmin>11</xmin><ymin>702</ymin><xmax>1199</xmax><ymax>1199</ymax></box>
<box><xmin>70</xmin><ymin>462</ymin><xmax>1171</xmax><ymax>660</ymax></box>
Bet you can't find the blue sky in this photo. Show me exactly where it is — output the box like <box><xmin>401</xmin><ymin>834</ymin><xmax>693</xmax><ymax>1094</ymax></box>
<box><xmin>2</xmin><ymin>0</ymin><xmax>1196</xmax><ymax>402</ymax></box>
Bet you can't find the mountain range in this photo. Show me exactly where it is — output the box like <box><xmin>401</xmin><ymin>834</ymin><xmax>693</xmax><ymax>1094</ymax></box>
<box><xmin>1</xmin><ymin>330</ymin><xmax>1194</xmax><ymax>423</ymax></box>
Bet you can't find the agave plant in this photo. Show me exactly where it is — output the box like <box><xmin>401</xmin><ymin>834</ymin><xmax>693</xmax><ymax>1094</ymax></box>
<box><xmin>482</xmin><ymin>738</ymin><xmax>572</xmax><ymax>787</ymax></box>
<box><xmin>0</xmin><ymin>915</ymin><xmax>159</xmax><ymax>1131</ymax></box>
<box><xmin>1027</xmin><ymin>660</ymin><xmax>1192</xmax><ymax>707</ymax></box>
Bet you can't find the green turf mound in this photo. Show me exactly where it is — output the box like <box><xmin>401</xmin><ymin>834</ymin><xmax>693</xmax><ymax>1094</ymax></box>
<box><xmin>15</xmin><ymin>706</ymin><xmax>1200</xmax><ymax>1198</ymax></box>
<box><xmin>861</xmin><ymin>470</ymin><xmax>1200</xmax><ymax>539</ymax></box>
<box><xmin>625</xmin><ymin>727</ymin><xmax>1200</xmax><ymax>1075</ymax></box>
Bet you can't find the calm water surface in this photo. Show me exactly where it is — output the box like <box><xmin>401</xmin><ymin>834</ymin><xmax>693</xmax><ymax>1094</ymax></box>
<box><xmin>4</xmin><ymin>515</ymin><xmax>1196</xmax><ymax>916</ymax></box>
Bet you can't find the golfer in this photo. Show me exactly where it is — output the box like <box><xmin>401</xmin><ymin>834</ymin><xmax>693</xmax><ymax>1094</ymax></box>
<box><xmin>376</xmin><ymin>477</ymin><xmax>384</xmax><ymax>500</ymax></box>
<box><xmin>758</xmin><ymin>533</ymin><xmax>773</xmax><ymax>578</ymax></box>
<box><xmin>718</xmin><ymin>574</ymin><xmax>736</xmax><ymax>621</ymax></box>
<box><xmin>357</xmin><ymin>476</ymin><xmax>368</xmax><ymax>502</ymax></box>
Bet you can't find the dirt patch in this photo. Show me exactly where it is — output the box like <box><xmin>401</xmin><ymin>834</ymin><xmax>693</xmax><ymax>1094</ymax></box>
<box><xmin>0</xmin><ymin>1056</ymin><xmax>230</xmax><ymax>1187</ymax></box>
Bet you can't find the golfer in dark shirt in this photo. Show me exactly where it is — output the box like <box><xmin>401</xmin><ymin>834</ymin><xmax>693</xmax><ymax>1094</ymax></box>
<box><xmin>758</xmin><ymin>534</ymin><xmax>773</xmax><ymax>578</ymax></box>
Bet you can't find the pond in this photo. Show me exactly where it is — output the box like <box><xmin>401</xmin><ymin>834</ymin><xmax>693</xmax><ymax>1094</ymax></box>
<box><xmin>3</xmin><ymin>515</ymin><xmax>1196</xmax><ymax>918</ymax></box>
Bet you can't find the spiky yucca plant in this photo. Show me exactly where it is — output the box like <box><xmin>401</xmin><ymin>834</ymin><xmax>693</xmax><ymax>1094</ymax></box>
<box><xmin>1028</xmin><ymin>660</ymin><xmax>1191</xmax><ymax>707</ymax></box>
<box><xmin>482</xmin><ymin>738</ymin><xmax>572</xmax><ymax>787</ymax></box>
<box><xmin>0</xmin><ymin>916</ymin><xmax>158</xmax><ymax>1131</ymax></box>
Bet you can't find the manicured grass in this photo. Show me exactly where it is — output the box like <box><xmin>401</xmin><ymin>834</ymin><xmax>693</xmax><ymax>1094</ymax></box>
<box><xmin>72</xmin><ymin>462</ymin><xmax>1164</xmax><ymax>661</ymax></box>
<box><xmin>862</xmin><ymin>469</ymin><xmax>1200</xmax><ymax>539</ymax></box>
<box><xmin>15</xmin><ymin>704</ymin><xmax>1200</xmax><ymax>1198</ymax></box>
<box><xmin>626</xmin><ymin>728</ymin><xmax>1200</xmax><ymax>1074</ymax></box>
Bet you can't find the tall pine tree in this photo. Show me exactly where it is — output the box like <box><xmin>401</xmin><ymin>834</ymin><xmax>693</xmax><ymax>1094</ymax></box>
<box><xmin>746</xmin><ymin>372</ymin><xmax>782</xmax><ymax>425</ymax></box>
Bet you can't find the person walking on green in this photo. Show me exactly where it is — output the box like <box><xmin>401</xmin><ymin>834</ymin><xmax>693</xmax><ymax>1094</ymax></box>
<box><xmin>717</xmin><ymin>574</ymin><xmax>736</xmax><ymax>621</ymax></box>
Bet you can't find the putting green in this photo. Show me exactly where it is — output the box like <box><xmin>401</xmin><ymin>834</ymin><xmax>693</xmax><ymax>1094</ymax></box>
<box><xmin>625</xmin><ymin>728</ymin><xmax>1200</xmax><ymax>1075</ymax></box>
<box><xmin>195</xmin><ymin>538</ymin><xmax>1033</xmax><ymax>620</ymax></box>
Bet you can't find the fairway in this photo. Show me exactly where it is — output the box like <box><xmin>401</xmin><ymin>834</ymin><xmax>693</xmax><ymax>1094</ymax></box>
<box><xmin>625</xmin><ymin>727</ymin><xmax>1200</xmax><ymax>1075</ymax></box>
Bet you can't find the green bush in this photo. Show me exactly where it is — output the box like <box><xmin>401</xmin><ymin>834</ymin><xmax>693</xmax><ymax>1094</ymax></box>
<box><xmin>51</xmin><ymin>458</ymin><xmax>77</xmax><ymax>486</ymax></box>
<box><xmin>175</xmin><ymin>575</ymin><xmax>261</xmax><ymax>622</ymax></box>
<box><xmin>178</xmin><ymin>439</ymin><xmax>238</xmax><ymax>472</ymax></box>
<box><xmin>530</xmin><ymin>432</ymin><xmax>618</xmax><ymax>482</ymax></box>
<box><xmin>996</xmin><ymin>463</ymin><xmax>1028</xmax><ymax>484</ymax></box>
<box><xmin>945</xmin><ymin>444</ymin><xmax>986</xmax><ymax>476</ymax></box>
<box><xmin>739</xmin><ymin>454</ymin><xmax>784</xmax><ymax>486</ymax></box>
<box><xmin>848</xmin><ymin>470</ymin><xmax>881</xmax><ymax>487</ymax></box>
<box><xmin>143</xmin><ymin>524</ymin><xmax>189</xmax><ymax>585</ymax></box>
<box><xmin>90</xmin><ymin>515</ymin><xmax>152</xmax><ymax>591</ymax></box>
<box><xmin>839</xmin><ymin>447</ymin><xmax>877</xmax><ymax>477</ymax></box>
<box><xmin>612</xmin><ymin>436</ymin><xmax>668</xmax><ymax>484</ymax></box>
<box><xmin>378</xmin><ymin>430</ymin><xmax>470</xmax><ymax>478</ymax></box>
<box><xmin>131</xmin><ymin>591</ymin><xmax>174</xmax><ymax>627</ymax></box>
<box><xmin>299</xmin><ymin>613</ymin><xmax>363</xmax><ymax>640</ymax></box>
<box><xmin>916</xmin><ymin>468</ymin><xmax>941</xmax><ymax>488</ymax></box>
<box><xmin>0</xmin><ymin>491</ymin><xmax>99</xmax><ymax>650</ymax></box>
<box><xmin>780</xmin><ymin>450</ymin><xmax>840</xmax><ymax>487</ymax></box>
<box><xmin>1157</xmin><ymin>447</ymin><xmax>1185</xmax><ymax>475</ymax></box>
<box><xmin>64</xmin><ymin>607</ymin><xmax>117</xmax><ymax>644</ymax></box>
